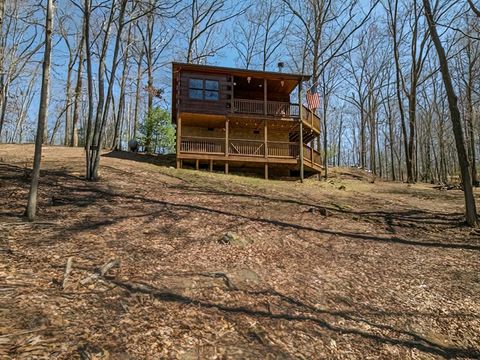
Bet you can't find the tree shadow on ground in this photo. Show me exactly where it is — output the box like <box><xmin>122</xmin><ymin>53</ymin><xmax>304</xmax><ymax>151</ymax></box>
<box><xmin>2</xmin><ymin>163</ymin><xmax>477</xmax><ymax>251</ymax></box>
<box><xmin>104</xmin><ymin>276</ymin><xmax>480</xmax><ymax>359</ymax></box>
<box><xmin>101</xmin><ymin>150</ymin><xmax>176</xmax><ymax>167</ymax></box>
<box><xmin>57</xmin><ymin>189</ymin><xmax>480</xmax><ymax>251</ymax></box>
<box><xmin>166</xmin><ymin>184</ymin><xmax>467</xmax><ymax>232</ymax></box>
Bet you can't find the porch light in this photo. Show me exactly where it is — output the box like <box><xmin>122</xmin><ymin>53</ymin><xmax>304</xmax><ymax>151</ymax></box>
<box><xmin>247</xmin><ymin>76</ymin><xmax>251</xmax><ymax>84</ymax></box>
<box><xmin>281</xmin><ymin>80</ymin><xmax>284</xmax><ymax>87</ymax></box>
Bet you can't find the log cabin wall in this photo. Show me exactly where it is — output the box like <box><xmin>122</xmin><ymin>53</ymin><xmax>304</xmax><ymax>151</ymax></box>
<box><xmin>182</xmin><ymin>124</ymin><xmax>290</xmax><ymax>142</ymax></box>
<box><xmin>178</xmin><ymin>71</ymin><xmax>230</xmax><ymax>115</ymax></box>
<box><xmin>182</xmin><ymin>126</ymin><xmax>225</xmax><ymax>138</ymax></box>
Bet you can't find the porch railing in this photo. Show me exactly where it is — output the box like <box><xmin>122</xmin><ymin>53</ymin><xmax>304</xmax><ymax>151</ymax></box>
<box><xmin>233</xmin><ymin>98</ymin><xmax>300</xmax><ymax>118</ymax></box>
<box><xmin>180</xmin><ymin>137</ymin><xmax>321</xmax><ymax>166</ymax></box>
<box><xmin>232</xmin><ymin>98</ymin><xmax>319</xmax><ymax>132</ymax></box>
<box><xmin>301</xmin><ymin>105</ymin><xmax>321</xmax><ymax>133</ymax></box>
<box><xmin>268</xmin><ymin>141</ymin><xmax>299</xmax><ymax>157</ymax></box>
<box><xmin>229</xmin><ymin>139</ymin><xmax>265</xmax><ymax>156</ymax></box>
<box><xmin>303</xmin><ymin>144</ymin><xmax>322</xmax><ymax>166</ymax></box>
<box><xmin>181</xmin><ymin>136</ymin><xmax>225</xmax><ymax>154</ymax></box>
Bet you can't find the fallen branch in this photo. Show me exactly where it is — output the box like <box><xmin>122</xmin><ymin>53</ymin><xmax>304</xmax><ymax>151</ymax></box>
<box><xmin>80</xmin><ymin>259</ymin><xmax>119</xmax><ymax>285</ymax></box>
<box><xmin>62</xmin><ymin>257</ymin><xmax>74</xmax><ymax>290</ymax></box>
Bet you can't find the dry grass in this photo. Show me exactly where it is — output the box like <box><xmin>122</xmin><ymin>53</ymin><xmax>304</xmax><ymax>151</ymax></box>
<box><xmin>0</xmin><ymin>144</ymin><xmax>479</xmax><ymax>359</ymax></box>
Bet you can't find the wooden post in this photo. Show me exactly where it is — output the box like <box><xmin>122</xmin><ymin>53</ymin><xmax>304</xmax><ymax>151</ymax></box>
<box><xmin>225</xmin><ymin>118</ymin><xmax>229</xmax><ymax>157</ymax></box>
<box><xmin>231</xmin><ymin>76</ymin><xmax>234</xmax><ymax>113</ymax></box>
<box><xmin>265</xmin><ymin>163</ymin><xmax>268</xmax><ymax>180</ymax></box>
<box><xmin>264</xmin><ymin>78</ymin><xmax>268</xmax><ymax>115</ymax></box>
<box><xmin>176</xmin><ymin>116</ymin><xmax>182</xmax><ymax>167</ymax></box>
<box><xmin>195</xmin><ymin>159</ymin><xmax>199</xmax><ymax>170</ymax></box>
<box><xmin>225</xmin><ymin>162</ymin><xmax>229</xmax><ymax>174</ymax></box>
<box><xmin>264</xmin><ymin>119</ymin><xmax>268</xmax><ymax>158</ymax></box>
<box><xmin>298</xmin><ymin>80</ymin><xmax>304</xmax><ymax>182</ymax></box>
<box><xmin>209</xmin><ymin>159</ymin><xmax>213</xmax><ymax>171</ymax></box>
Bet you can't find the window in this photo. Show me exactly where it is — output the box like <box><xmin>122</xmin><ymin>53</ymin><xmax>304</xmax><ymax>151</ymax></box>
<box><xmin>188</xmin><ymin>78</ymin><xmax>219</xmax><ymax>101</ymax></box>
<box><xmin>189</xmin><ymin>79</ymin><xmax>203</xmax><ymax>99</ymax></box>
<box><xmin>205</xmin><ymin>80</ymin><xmax>219</xmax><ymax>100</ymax></box>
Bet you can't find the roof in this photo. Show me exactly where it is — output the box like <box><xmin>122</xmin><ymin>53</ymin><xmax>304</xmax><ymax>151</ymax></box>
<box><xmin>172</xmin><ymin>62</ymin><xmax>311</xmax><ymax>81</ymax></box>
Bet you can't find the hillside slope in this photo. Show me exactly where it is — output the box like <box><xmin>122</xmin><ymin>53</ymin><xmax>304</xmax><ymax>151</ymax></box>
<box><xmin>1</xmin><ymin>145</ymin><xmax>479</xmax><ymax>359</ymax></box>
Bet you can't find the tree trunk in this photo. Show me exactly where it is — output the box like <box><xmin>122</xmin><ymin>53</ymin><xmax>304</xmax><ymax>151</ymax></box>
<box><xmin>423</xmin><ymin>0</ymin><xmax>478</xmax><ymax>227</ymax></box>
<box><xmin>112</xmin><ymin>23</ymin><xmax>132</xmax><ymax>150</ymax></box>
<box><xmin>0</xmin><ymin>0</ymin><xmax>5</xmax><ymax>140</ymax></box>
<box><xmin>71</xmin><ymin>30</ymin><xmax>84</xmax><ymax>147</ymax></box>
<box><xmin>26</xmin><ymin>0</ymin><xmax>54</xmax><ymax>221</ymax></box>
<box><xmin>90</xmin><ymin>0</ymin><xmax>128</xmax><ymax>179</ymax></box>
<box><xmin>133</xmin><ymin>47</ymin><xmax>144</xmax><ymax>140</ymax></box>
<box><xmin>63</xmin><ymin>54</ymin><xmax>74</xmax><ymax>146</ymax></box>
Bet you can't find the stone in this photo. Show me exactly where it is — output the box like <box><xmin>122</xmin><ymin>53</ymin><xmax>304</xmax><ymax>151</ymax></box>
<box><xmin>218</xmin><ymin>232</ymin><xmax>253</xmax><ymax>247</ymax></box>
<box><xmin>226</xmin><ymin>269</ymin><xmax>262</xmax><ymax>290</ymax></box>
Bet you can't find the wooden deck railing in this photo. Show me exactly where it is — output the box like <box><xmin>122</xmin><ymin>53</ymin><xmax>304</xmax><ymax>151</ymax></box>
<box><xmin>301</xmin><ymin>105</ymin><xmax>321</xmax><ymax>133</ymax></box>
<box><xmin>233</xmin><ymin>99</ymin><xmax>300</xmax><ymax>118</ymax></box>
<box><xmin>180</xmin><ymin>136</ymin><xmax>321</xmax><ymax>166</ymax></box>
<box><xmin>268</xmin><ymin>141</ymin><xmax>299</xmax><ymax>157</ymax></box>
<box><xmin>230</xmin><ymin>139</ymin><xmax>265</xmax><ymax>156</ymax></box>
<box><xmin>232</xmin><ymin>98</ymin><xmax>319</xmax><ymax>132</ymax></box>
<box><xmin>181</xmin><ymin>136</ymin><xmax>225</xmax><ymax>154</ymax></box>
<box><xmin>303</xmin><ymin>144</ymin><xmax>322</xmax><ymax>167</ymax></box>
<box><xmin>233</xmin><ymin>99</ymin><xmax>264</xmax><ymax>115</ymax></box>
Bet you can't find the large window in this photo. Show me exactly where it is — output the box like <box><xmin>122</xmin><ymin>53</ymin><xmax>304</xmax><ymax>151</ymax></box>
<box><xmin>188</xmin><ymin>78</ymin><xmax>219</xmax><ymax>101</ymax></box>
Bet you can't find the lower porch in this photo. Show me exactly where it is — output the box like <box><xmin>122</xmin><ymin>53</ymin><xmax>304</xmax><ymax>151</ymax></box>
<box><xmin>176</xmin><ymin>114</ymin><xmax>322</xmax><ymax>179</ymax></box>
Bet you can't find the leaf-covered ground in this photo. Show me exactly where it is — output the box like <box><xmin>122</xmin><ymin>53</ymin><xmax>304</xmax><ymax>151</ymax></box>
<box><xmin>1</xmin><ymin>144</ymin><xmax>479</xmax><ymax>359</ymax></box>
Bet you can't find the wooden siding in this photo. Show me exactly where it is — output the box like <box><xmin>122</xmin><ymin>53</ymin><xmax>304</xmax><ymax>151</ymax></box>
<box><xmin>178</xmin><ymin>71</ymin><xmax>230</xmax><ymax>116</ymax></box>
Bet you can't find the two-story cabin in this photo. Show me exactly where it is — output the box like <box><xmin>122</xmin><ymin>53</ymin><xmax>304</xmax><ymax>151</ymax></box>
<box><xmin>172</xmin><ymin>62</ymin><xmax>322</xmax><ymax>180</ymax></box>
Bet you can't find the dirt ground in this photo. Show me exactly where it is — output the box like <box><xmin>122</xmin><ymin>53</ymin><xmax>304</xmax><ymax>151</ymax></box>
<box><xmin>1</xmin><ymin>144</ymin><xmax>479</xmax><ymax>359</ymax></box>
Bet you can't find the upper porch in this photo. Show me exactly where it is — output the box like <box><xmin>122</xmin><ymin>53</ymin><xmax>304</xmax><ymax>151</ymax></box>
<box><xmin>172</xmin><ymin>62</ymin><xmax>321</xmax><ymax>134</ymax></box>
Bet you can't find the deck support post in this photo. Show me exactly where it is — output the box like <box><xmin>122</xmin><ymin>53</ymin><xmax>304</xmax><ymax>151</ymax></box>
<box><xmin>176</xmin><ymin>116</ymin><xmax>182</xmax><ymax>169</ymax></box>
<box><xmin>298</xmin><ymin>80</ymin><xmax>304</xmax><ymax>183</ymax></box>
<box><xmin>225</xmin><ymin>162</ymin><xmax>229</xmax><ymax>174</ymax></box>
<box><xmin>264</xmin><ymin>79</ymin><xmax>268</xmax><ymax>115</ymax></box>
<box><xmin>225</xmin><ymin>119</ymin><xmax>229</xmax><ymax>157</ymax></box>
<box><xmin>264</xmin><ymin>119</ymin><xmax>268</xmax><ymax>158</ymax></box>
<box><xmin>231</xmin><ymin>76</ymin><xmax>234</xmax><ymax>113</ymax></box>
<box><xmin>265</xmin><ymin>163</ymin><xmax>268</xmax><ymax>180</ymax></box>
<box><xmin>195</xmin><ymin>159</ymin><xmax>199</xmax><ymax>170</ymax></box>
<box><xmin>209</xmin><ymin>160</ymin><xmax>213</xmax><ymax>171</ymax></box>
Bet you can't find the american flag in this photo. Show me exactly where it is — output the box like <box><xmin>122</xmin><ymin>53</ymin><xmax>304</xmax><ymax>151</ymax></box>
<box><xmin>306</xmin><ymin>89</ymin><xmax>320</xmax><ymax>110</ymax></box>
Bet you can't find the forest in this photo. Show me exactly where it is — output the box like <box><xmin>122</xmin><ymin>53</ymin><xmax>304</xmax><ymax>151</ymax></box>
<box><xmin>1</xmin><ymin>0</ymin><xmax>480</xmax><ymax>358</ymax></box>
<box><xmin>1</xmin><ymin>0</ymin><xmax>480</xmax><ymax>225</ymax></box>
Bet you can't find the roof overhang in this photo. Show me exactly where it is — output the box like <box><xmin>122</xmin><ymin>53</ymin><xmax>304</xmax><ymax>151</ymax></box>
<box><xmin>172</xmin><ymin>62</ymin><xmax>311</xmax><ymax>82</ymax></box>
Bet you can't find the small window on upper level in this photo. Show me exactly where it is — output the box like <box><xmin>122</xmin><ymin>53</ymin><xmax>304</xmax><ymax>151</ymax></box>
<box><xmin>189</xmin><ymin>79</ymin><xmax>203</xmax><ymax>100</ymax></box>
<box><xmin>188</xmin><ymin>78</ymin><xmax>219</xmax><ymax>101</ymax></box>
<box><xmin>205</xmin><ymin>80</ymin><xmax>219</xmax><ymax>100</ymax></box>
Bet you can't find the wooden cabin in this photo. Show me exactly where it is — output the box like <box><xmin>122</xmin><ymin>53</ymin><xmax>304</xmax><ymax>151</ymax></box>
<box><xmin>172</xmin><ymin>62</ymin><xmax>322</xmax><ymax>179</ymax></box>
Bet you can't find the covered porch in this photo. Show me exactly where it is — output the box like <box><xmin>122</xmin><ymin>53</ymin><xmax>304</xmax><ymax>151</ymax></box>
<box><xmin>176</xmin><ymin>116</ymin><xmax>322</xmax><ymax>178</ymax></box>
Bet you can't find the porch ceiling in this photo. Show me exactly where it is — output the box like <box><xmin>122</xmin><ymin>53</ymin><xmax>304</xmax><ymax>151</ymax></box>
<box><xmin>233</xmin><ymin>76</ymin><xmax>298</xmax><ymax>95</ymax></box>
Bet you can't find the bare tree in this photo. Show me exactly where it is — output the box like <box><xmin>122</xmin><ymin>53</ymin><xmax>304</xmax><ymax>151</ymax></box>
<box><xmin>181</xmin><ymin>0</ymin><xmax>246</xmax><ymax>64</ymax></box>
<box><xmin>423</xmin><ymin>0</ymin><xmax>478</xmax><ymax>227</ymax></box>
<box><xmin>25</xmin><ymin>0</ymin><xmax>54</xmax><ymax>221</ymax></box>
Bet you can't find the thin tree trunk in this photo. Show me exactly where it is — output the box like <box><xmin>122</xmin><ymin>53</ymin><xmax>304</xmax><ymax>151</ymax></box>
<box><xmin>71</xmin><ymin>30</ymin><xmax>84</xmax><ymax>147</ymax></box>
<box><xmin>84</xmin><ymin>0</ymin><xmax>95</xmax><ymax>179</ymax></box>
<box><xmin>0</xmin><ymin>0</ymin><xmax>5</xmax><ymax>140</ymax></box>
<box><xmin>133</xmin><ymin>47</ymin><xmax>143</xmax><ymax>140</ymax></box>
<box><xmin>63</xmin><ymin>54</ymin><xmax>74</xmax><ymax>145</ymax></box>
<box><xmin>112</xmin><ymin>23</ymin><xmax>132</xmax><ymax>150</ymax></box>
<box><xmin>90</xmin><ymin>0</ymin><xmax>128</xmax><ymax>179</ymax></box>
<box><xmin>423</xmin><ymin>0</ymin><xmax>478</xmax><ymax>227</ymax></box>
<box><xmin>26</xmin><ymin>0</ymin><xmax>54</xmax><ymax>221</ymax></box>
